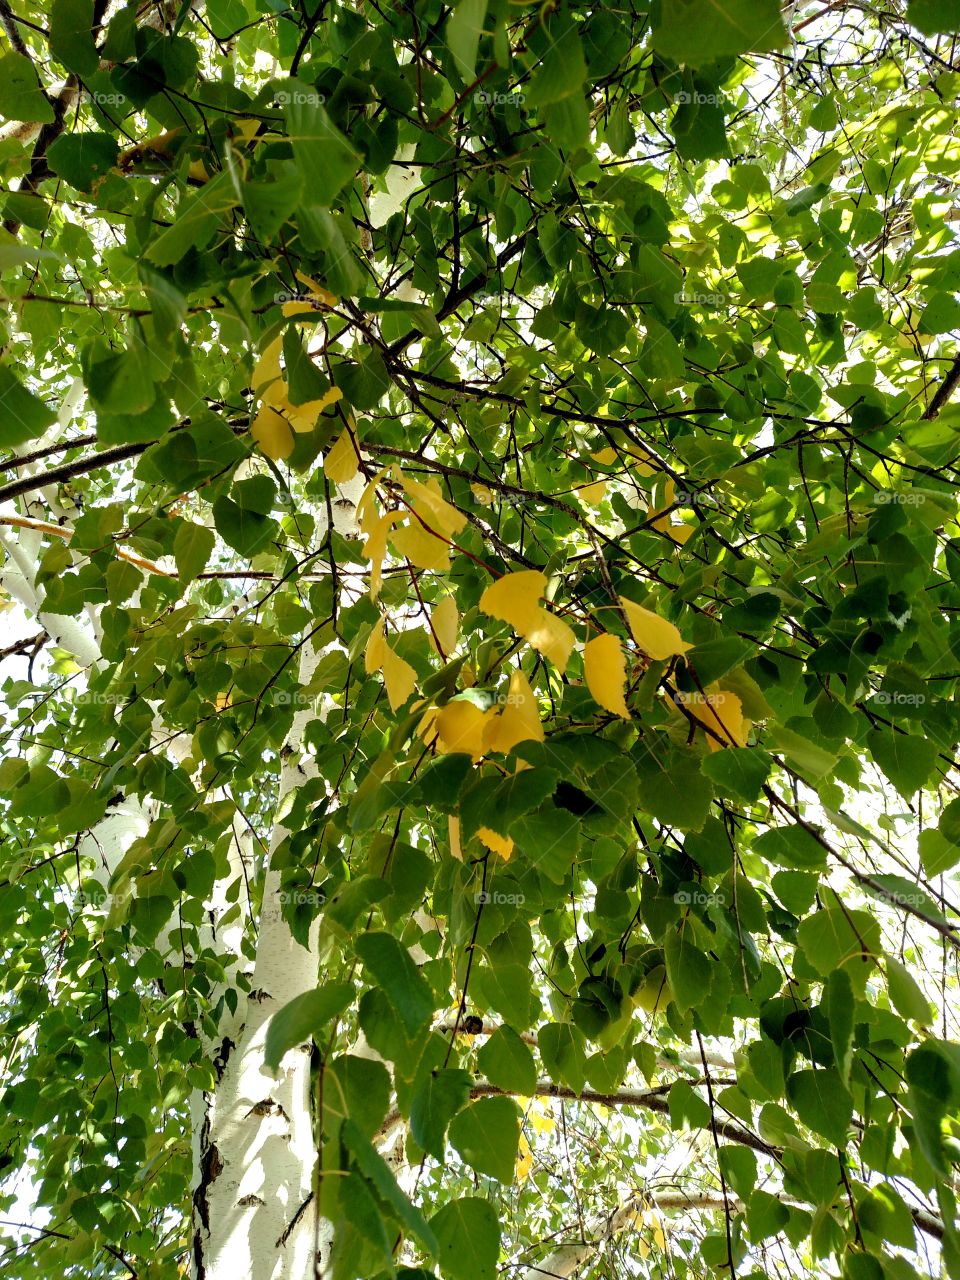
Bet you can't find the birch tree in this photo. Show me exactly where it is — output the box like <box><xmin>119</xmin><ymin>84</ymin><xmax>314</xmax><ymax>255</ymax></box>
<box><xmin>1</xmin><ymin>2</ymin><xmax>960</xmax><ymax>1279</ymax></box>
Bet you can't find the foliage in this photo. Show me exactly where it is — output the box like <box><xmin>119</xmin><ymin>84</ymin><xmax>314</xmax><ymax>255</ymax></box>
<box><xmin>0</xmin><ymin>0</ymin><xmax>960</xmax><ymax>1277</ymax></box>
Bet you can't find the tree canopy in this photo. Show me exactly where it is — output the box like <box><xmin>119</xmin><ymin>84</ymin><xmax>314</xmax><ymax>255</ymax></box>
<box><xmin>1</xmin><ymin>0</ymin><xmax>960</xmax><ymax>1278</ymax></box>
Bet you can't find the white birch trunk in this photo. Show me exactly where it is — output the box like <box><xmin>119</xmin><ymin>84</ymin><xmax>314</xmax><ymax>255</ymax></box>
<box><xmin>191</xmin><ymin>642</ymin><xmax>327</xmax><ymax>1280</ymax></box>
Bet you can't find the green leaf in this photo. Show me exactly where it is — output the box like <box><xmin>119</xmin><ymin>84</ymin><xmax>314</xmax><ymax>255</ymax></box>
<box><xmin>264</xmin><ymin>981</ymin><xmax>354</xmax><ymax>1071</ymax></box>
<box><xmin>173</xmin><ymin>521</ymin><xmax>215</xmax><ymax>583</ymax></box>
<box><xmin>212</xmin><ymin>495</ymin><xmax>278</xmax><ymax>558</ymax></box>
<box><xmin>430</xmin><ymin>1198</ymin><xmax>500</xmax><ymax>1280</ymax></box>
<box><xmin>653</xmin><ymin>0</ymin><xmax>787</xmax><ymax>68</ymax></box>
<box><xmin>476</xmin><ymin>1026</ymin><xmax>537</xmax><ymax>1095</ymax></box>
<box><xmin>325</xmin><ymin>1057</ymin><xmax>392</xmax><ymax>1138</ymax></box>
<box><xmin>145</xmin><ymin>172</ymin><xmax>237</xmax><ymax>266</ymax></box>
<box><xmin>446</xmin><ymin>0</ymin><xmax>488</xmax><ymax>83</ymax></box>
<box><xmin>907</xmin><ymin>0</ymin><xmax>960</xmax><ymax>34</ymax></box>
<box><xmin>341</xmin><ymin>1120</ymin><xmax>439</xmax><ymax>1252</ymax></box>
<box><xmin>867</xmin><ymin>730</ymin><xmax>940</xmax><ymax>799</ymax></box>
<box><xmin>285</xmin><ymin>89</ymin><xmax>360</xmax><ymax>200</ymax></box>
<box><xmin>538</xmin><ymin>1022</ymin><xmax>587</xmax><ymax>1094</ymax></box>
<box><xmin>409</xmin><ymin>1068</ymin><xmax>472</xmax><ymax>1160</ymax></box>
<box><xmin>796</xmin><ymin>908</ymin><xmax>881</xmax><ymax>982</ymax></box>
<box><xmin>635</xmin><ymin>745</ymin><xmax>714</xmax><ymax>831</ymax></box>
<box><xmin>0</xmin><ymin>52</ymin><xmax>54</xmax><ymax>123</ymax></box>
<box><xmin>786</xmin><ymin>1068</ymin><xmax>852</xmax><ymax>1145</ymax></box>
<box><xmin>825</xmin><ymin>968</ymin><xmax>854</xmax><ymax>1086</ymax></box>
<box><xmin>355</xmin><ymin>932</ymin><xmax>435</xmax><ymax>1037</ymax></box>
<box><xmin>47</xmin><ymin>132</ymin><xmax>120</xmax><ymax>192</ymax></box>
<box><xmin>664</xmin><ymin>926</ymin><xmax>712</xmax><ymax>1013</ymax></box>
<box><xmin>0</xmin><ymin>365</ymin><xmax>57</xmax><ymax>448</ymax></box>
<box><xmin>701</xmin><ymin>748</ymin><xmax>771</xmax><ymax>803</ymax></box>
<box><xmin>10</xmin><ymin>764</ymin><xmax>70</xmax><ymax>817</ymax></box>
<box><xmin>448</xmin><ymin>1096</ymin><xmax>520</xmax><ymax>1181</ymax></box>
<box><xmin>49</xmin><ymin>0</ymin><xmax>99</xmax><ymax>75</ymax></box>
<box><xmin>886</xmin><ymin>957</ymin><xmax>933</xmax><ymax>1026</ymax></box>
<box><xmin>669</xmin><ymin>1079</ymin><xmax>711</xmax><ymax>1130</ymax></box>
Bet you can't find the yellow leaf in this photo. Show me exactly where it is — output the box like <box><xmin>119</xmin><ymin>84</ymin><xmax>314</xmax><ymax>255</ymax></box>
<box><xmin>251</xmin><ymin>404</ymin><xmax>294</xmax><ymax>461</ymax></box>
<box><xmin>583</xmin><ymin>634</ymin><xmax>630</xmax><ymax>718</ymax></box>
<box><xmin>577</xmin><ymin>479</ymin><xmax>607</xmax><ymax>505</ymax></box>
<box><xmin>366</xmin><ymin>616</ymin><xmax>416</xmax><ymax>710</ymax></box>
<box><xmin>362</xmin><ymin>510</ymin><xmax>403</xmax><ymax>600</ymax></box>
<box><xmin>471</xmin><ymin>482</ymin><xmax>494</xmax><ymax>506</ymax></box>
<box><xmin>620</xmin><ymin>597</ymin><xmax>691</xmax><ymax>662</ymax></box>
<box><xmin>392</xmin><ymin>517</ymin><xmax>451</xmax><ymax>571</ymax></box>
<box><xmin>431</xmin><ymin>596</ymin><xmax>459</xmax><ymax>656</ymax></box>
<box><xmin>477</xmin><ymin>826</ymin><xmax>514</xmax><ymax>859</ymax></box>
<box><xmin>528</xmin><ymin>1104</ymin><xmax>555</xmax><ymax>1135</ymax></box>
<box><xmin>480</xmin><ymin>571</ymin><xmax>575</xmax><ymax>672</ymax></box>
<box><xmin>480</xmin><ymin>570</ymin><xmax>545</xmax><ymax>631</ymax></box>
<box><xmin>591</xmin><ymin>447</ymin><xmax>617</xmax><ymax>465</ymax></box>
<box><xmin>295</xmin><ymin>271</ymin><xmax>337</xmax><ymax>307</ymax></box>
<box><xmin>515</xmin><ymin>1132</ymin><xmax>533</xmax><ymax>1183</ymax></box>
<box><xmin>324</xmin><ymin>429</ymin><xmax>360</xmax><ymax>484</ymax></box>
<box><xmin>282</xmin><ymin>385</ymin><xmax>342</xmax><ymax>433</ymax></box>
<box><xmin>678</xmin><ymin>686</ymin><xmax>749</xmax><ymax>750</ymax></box>
<box><xmin>396</xmin><ymin>469</ymin><xmax>467</xmax><ymax>537</ymax></box>
<box><xmin>381</xmin><ymin>644</ymin><xmax>417</xmax><ymax>711</ymax></box>
<box><xmin>483</xmin><ymin>669</ymin><xmax>544</xmax><ymax>754</ymax></box>
<box><xmin>365</xmin><ymin>616</ymin><xmax>387</xmax><ymax>675</ymax></box>
<box><xmin>356</xmin><ymin>467</ymin><xmax>390</xmax><ymax>536</ymax></box>
<box><xmin>434</xmin><ymin>701</ymin><xmax>491</xmax><ymax>759</ymax></box>
<box><xmin>448</xmin><ymin>814</ymin><xmax>463</xmax><ymax>861</ymax></box>
<box><xmin>252</xmin><ymin>334</ymin><xmax>283</xmax><ymax>397</ymax></box>
<box><xmin>524</xmin><ymin>608</ymin><xmax>575</xmax><ymax>672</ymax></box>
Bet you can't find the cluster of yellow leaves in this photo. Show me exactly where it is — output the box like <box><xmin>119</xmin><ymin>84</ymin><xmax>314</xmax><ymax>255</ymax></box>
<box><xmin>647</xmin><ymin>478</ymin><xmax>694</xmax><ymax>546</ymax></box>
<box><xmin>629</xmin><ymin>1206</ymin><xmax>668</xmax><ymax>1256</ymax></box>
<box><xmin>250</xmin><ymin>274</ymin><xmax>340</xmax><ymax>461</ymax></box>
<box><xmin>364</xmin><ymin>616</ymin><xmax>416</xmax><ymax>712</ymax></box>
<box><xmin>479</xmin><ymin>571</ymin><xmax>575</xmax><ymax>671</ymax></box>
<box><xmin>421</xmin><ymin>668</ymin><xmax>545</xmax><ymax>765</ymax></box>
<box><xmin>515</xmin><ymin>1131</ymin><xmax>534</xmax><ymax>1183</ymax></box>
<box><xmin>356</xmin><ymin>466</ymin><xmax>467</xmax><ymax>600</ymax></box>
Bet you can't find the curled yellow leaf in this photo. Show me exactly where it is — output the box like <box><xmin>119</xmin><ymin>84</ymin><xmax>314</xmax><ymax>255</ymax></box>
<box><xmin>430</xmin><ymin>596</ymin><xmax>459</xmax><ymax>656</ymax></box>
<box><xmin>583</xmin><ymin>634</ymin><xmax>630</xmax><ymax>718</ymax></box>
<box><xmin>620</xmin><ymin>597</ymin><xmax>691</xmax><ymax>662</ymax></box>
